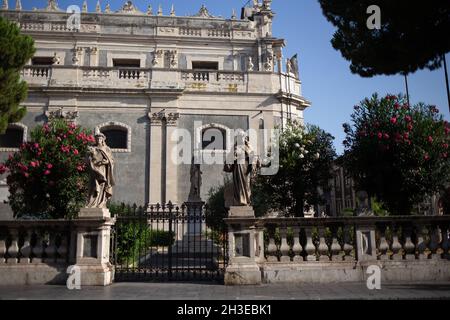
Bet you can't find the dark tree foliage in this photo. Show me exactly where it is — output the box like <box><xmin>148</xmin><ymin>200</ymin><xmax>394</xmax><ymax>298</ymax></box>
<box><xmin>318</xmin><ymin>0</ymin><xmax>450</xmax><ymax>76</ymax></box>
<box><xmin>0</xmin><ymin>16</ymin><xmax>35</xmax><ymax>133</ymax></box>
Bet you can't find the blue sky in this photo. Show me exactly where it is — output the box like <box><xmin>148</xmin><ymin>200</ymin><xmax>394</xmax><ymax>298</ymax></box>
<box><xmin>11</xmin><ymin>0</ymin><xmax>450</xmax><ymax>154</ymax></box>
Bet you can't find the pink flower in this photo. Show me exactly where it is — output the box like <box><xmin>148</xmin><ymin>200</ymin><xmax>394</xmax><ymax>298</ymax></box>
<box><xmin>428</xmin><ymin>136</ymin><xmax>433</xmax><ymax>143</ymax></box>
<box><xmin>44</xmin><ymin>170</ymin><xmax>51</xmax><ymax>175</ymax></box>
<box><xmin>73</xmin><ymin>149</ymin><xmax>79</xmax><ymax>155</ymax></box>
<box><xmin>404</xmin><ymin>115</ymin><xmax>412</xmax><ymax>122</ymax></box>
<box><xmin>46</xmin><ymin>163</ymin><xmax>53</xmax><ymax>169</ymax></box>
<box><xmin>443</xmin><ymin>152</ymin><xmax>448</xmax><ymax>159</ymax></box>
<box><xmin>407</xmin><ymin>124</ymin><xmax>413</xmax><ymax>131</ymax></box>
<box><xmin>0</xmin><ymin>164</ymin><xmax>7</xmax><ymax>174</ymax></box>
<box><xmin>390</xmin><ymin>117</ymin><xmax>397</xmax><ymax>124</ymax></box>
<box><xmin>394</xmin><ymin>103</ymin><xmax>400</xmax><ymax>110</ymax></box>
<box><xmin>76</xmin><ymin>165</ymin><xmax>84</xmax><ymax>172</ymax></box>
<box><xmin>377</xmin><ymin>132</ymin><xmax>383</xmax><ymax>139</ymax></box>
<box><xmin>33</xmin><ymin>143</ymin><xmax>39</xmax><ymax>149</ymax></box>
<box><xmin>30</xmin><ymin>161</ymin><xmax>37</xmax><ymax>168</ymax></box>
<box><xmin>445</xmin><ymin>127</ymin><xmax>450</xmax><ymax>135</ymax></box>
<box><xmin>24</xmin><ymin>172</ymin><xmax>29</xmax><ymax>178</ymax></box>
<box><xmin>443</xmin><ymin>143</ymin><xmax>449</xmax><ymax>149</ymax></box>
<box><xmin>383</xmin><ymin>133</ymin><xmax>390</xmax><ymax>139</ymax></box>
<box><xmin>403</xmin><ymin>132</ymin><xmax>409</xmax><ymax>139</ymax></box>
<box><xmin>424</xmin><ymin>153</ymin><xmax>430</xmax><ymax>161</ymax></box>
<box><xmin>69</xmin><ymin>123</ymin><xmax>76</xmax><ymax>129</ymax></box>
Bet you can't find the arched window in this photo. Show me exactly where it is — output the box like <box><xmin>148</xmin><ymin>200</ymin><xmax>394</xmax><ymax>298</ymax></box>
<box><xmin>0</xmin><ymin>123</ymin><xmax>27</xmax><ymax>151</ymax></box>
<box><xmin>95</xmin><ymin>122</ymin><xmax>131</xmax><ymax>153</ymax></box>
<box><xmin>202</xmin><ymin>127</ymin><xmax>226</xmax><ymax>150</ymax></box>
<box><xmin>197</xmin><ymin>123</ymin><xmax>231</xmax><ymax>152</ymax></box>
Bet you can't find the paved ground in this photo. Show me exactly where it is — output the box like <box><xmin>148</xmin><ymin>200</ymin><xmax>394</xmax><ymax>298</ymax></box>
<box><xmin>0</xmin><ymin>282</ymin><xmax>449</xmax><ymax>300</ymax></box>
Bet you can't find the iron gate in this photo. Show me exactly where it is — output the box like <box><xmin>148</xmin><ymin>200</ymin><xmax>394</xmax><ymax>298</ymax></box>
<box><xmin>111</xmin><ymin>202</ymin><xmax>228</xmax><ymax>282</ymax></box>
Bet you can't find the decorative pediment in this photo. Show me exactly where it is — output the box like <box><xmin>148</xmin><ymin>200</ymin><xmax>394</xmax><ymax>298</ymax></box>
<box><xmin>45</xmin><ymin>0</ymin><xmax>61</xmax><ymax>12</ymax></box>
<box><xmin>116</xmin><ymin>1</ymin><xmax>143</xmax><ymax>15</ymax></box>
<box><xmin>45</xmin><ymin>107</ymin><xmax>78</xmax><ymax>122</ymax></box>
<box><xmin>193</xmin><ymin>5</ymin><xmax>214</xmax><ymax>18</ymax></box>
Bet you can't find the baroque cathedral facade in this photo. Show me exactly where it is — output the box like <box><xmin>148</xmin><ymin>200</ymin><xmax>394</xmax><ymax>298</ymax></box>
<box><xmin>0</xmin><ymin>0</ymin><xmax>310</xmax><ymax>208</ymax></box>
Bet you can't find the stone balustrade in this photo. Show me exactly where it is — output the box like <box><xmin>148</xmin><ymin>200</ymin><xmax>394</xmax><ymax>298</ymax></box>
<box><xmin>0</xmin><ymin>216</ymin><xmax>114</xmax><ymax>286</ymax></box>
<box><xmin>257</xmin><ymin>216</ymin><xmax>450</xmax><ymax>263</ymax></box>
<box><xmin>15</xmin><ymin>21</ymin><xmax>253</xmax><ymax>39</ymax></box>
<box><xmin>225</xmin><ymin>215</ymin><xmax>450</xmax><ymax>284</ymax></box>
<box><xmin>0</xmin><ymin>220</ymin><xmax>71</xmax><ymax>265</ymax></box>
<box><xmin>21</xmin><ymin>66</ymin><xmax>274</xmax><ymax>94</ymax></box>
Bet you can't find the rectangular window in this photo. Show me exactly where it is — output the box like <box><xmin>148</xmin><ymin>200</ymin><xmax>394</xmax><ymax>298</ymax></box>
<box><xmin>192</xmin><ymin>61</ymin><xmax>218</xmax><ymax>70</ymax></box>
<box><xmin>113</xmin><ymin>59</ymin><xmax>141</xmax><ymax>68</ymax></box>
<box><xmin>32</xmin><ymin>57</ymin><xmax>55</xmax><ymax>65</ymax></box>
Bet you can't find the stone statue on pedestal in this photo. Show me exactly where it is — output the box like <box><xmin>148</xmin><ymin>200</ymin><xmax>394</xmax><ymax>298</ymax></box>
<box><xmin>223</xmin><ymin>136</ymin><xmax>259</xmax><ymax>207</ymax></box>
<box><xmin>188</xmin><ymin>156</ymin><xmax>202</xmax><ymax>202</ymax></box>
<box><xmin>86</xmin><ymin>133</ymin><xmax>115</xmax><ymax>209</ymax></box>
<box><xmin>355</xmin><ymin>190</ymin><xmax>373</xmax><ymax>216</ymax></box>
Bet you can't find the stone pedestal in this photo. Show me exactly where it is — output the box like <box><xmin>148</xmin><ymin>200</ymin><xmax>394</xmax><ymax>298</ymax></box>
<box><xmin>79</xmin><ymin>207</ymin><xmax>111</xmax><ymax>219</ymax></box>
<box><xmin>356</xmin><ymin>225</ymin><xmax>377</xmax><ymax>261</ymax></box>
<box><xmin>73</xmin><ymin>208</ymin><xmax>115</xmax><ymax>286</ymax></box>
<box><xmin>224</xmin><ymin>206</ymin><xmax>262</xmax><ymax>285</ymax></box>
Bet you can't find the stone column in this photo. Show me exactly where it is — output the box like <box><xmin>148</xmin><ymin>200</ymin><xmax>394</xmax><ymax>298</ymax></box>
<box><xmin>73</xmin><ymin>209</ymin><xmax>115</xmax><ymax>286</ymax></box>
<box><xmin>148</xmin><ymin>112</ymin><xmax>164</xmax><ymax>205</ymax></box>
<box><xmin>165</xmin><ymin>113</ymin><xmax>180</xmax><ymax>205</ymax></box>
<box><xmin>148</xmin><ymin>111</ymin><xmax>180</xmax><ymax>206</ymax></box>
<box><xmin>224</xmin><ymin>206</ymin><xmax>261</xmax><ymax>285</ymax></box>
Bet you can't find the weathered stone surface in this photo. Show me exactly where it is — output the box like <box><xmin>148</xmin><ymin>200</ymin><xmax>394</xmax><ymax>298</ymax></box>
<box><xmin>224</xmin><ymin>263</ymin><xmax>262</xmax><ymax>285</ymax></box>
<box><xmin>78</xmin><ymin>208</ymin><xmax>111</xmax><ymax>219</ymax></box>
<box><xmin>228</xmin><ymin>206</ymin><xmax>255</xmax><ymax>218</ymax></box>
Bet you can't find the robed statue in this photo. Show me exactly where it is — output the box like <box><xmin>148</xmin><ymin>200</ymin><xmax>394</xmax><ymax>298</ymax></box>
<box><xmin>188</xmin><ymin>155</ymin><xmax>202</xmax><ymax>202</ymax></box>
<box><xmin>223</xmin><ymin>135</ymin><xmax>259</xmax><ymax>206</ymax></box>
<box><xmin>86</xmin><ymin>133</ymin><xmax>115</xmax><ymax>209</ymax></box>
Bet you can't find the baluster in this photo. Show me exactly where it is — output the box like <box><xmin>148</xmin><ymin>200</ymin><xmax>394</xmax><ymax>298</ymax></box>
<box><xmin>7</xmin><ymin>229</ymin><xmax>19</xmax><ymax>264</ymax></box>
<box><xmin>279</xmin><ymin>225</ymin><xmax>290</xmax><ymax>262</ymax></box>
<box><xmin>415</xmin><ymin>224</ymin><xmax>428</xmax><ymax>260</ymax></box>
<box><xmin>32</xmin><ymin>230</ymin><xmax>44</xmax><ymax>263</ymax></box>
<box><xmin>402</xmin><ymin>224</ymin><xmax>415</xmax><ymax>260</ymax></box>
<box><xmin>304</xmin><ymin>227</ymin><xmax>316</xmax><ymax>261</ymax></box>
<box><xmin>378</xmin><ymin>223</ymin><xmax>390</xmax><ymax>260</ymax></box>
<box><xmin>56</xmin><ymin>232</ymin><xmax>68</xmax><ymax>264</ymax></box>
<box><xmin>330</xmin><ymin>225</ymin><xmax>341</xmax><ymax>261</ymax></box>
<box><xmin>342</xmin><ymin>225</ymin><xmax>354</xmax><ymax>261</ymax></box>
<box><xmin>20</xmin><ymin>229</ymin><xmax>32</xmax><ymax>264</ymax></box>
<box><xmin>0</xmin><ymin>237</ymin><xmax>6</xmax><ymax>264</ymax></box>
<box><xmin>317</xmin><ymin>227</ymin><xmax>329</xmax><ymax>261</ymax></box>
<box><xmin>292</xmin><ymin>226</ymin><xmax>303</xmax><ymax>262</ymax></box>
<box><xmin>390</xmin><ymin>224</ymin><xmax>402</xmax><ymax>261</ymax></box>
<box><xmin>45</xmin><ymin>232</ymin><xmax>57</xmax><ymax>263</ymax></box>
<box><xmin>440</xmin><ymin>222</ymin><xmax>449</xmax><ymax>259</ymax></box>
<box><xmin>429</xmin><ymin>224</ymin><xmax>441</xmax><ymax>259</ymax></box>
<box><xmin>266</xmin><ymin>227</ymin><xmax>278</xmax><ymax>262</ymax></box>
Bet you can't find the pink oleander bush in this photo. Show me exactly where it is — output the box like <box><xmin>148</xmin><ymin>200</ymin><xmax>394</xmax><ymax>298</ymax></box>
<box><xmin>0</xmin><ymin>119</ymin><xmax>94</xmax><ymax>219</ymax></box>
<box><xmin>343</xmin><ymin>93</ymin><xmax>450</xmax><ymax>215</ymax></box>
